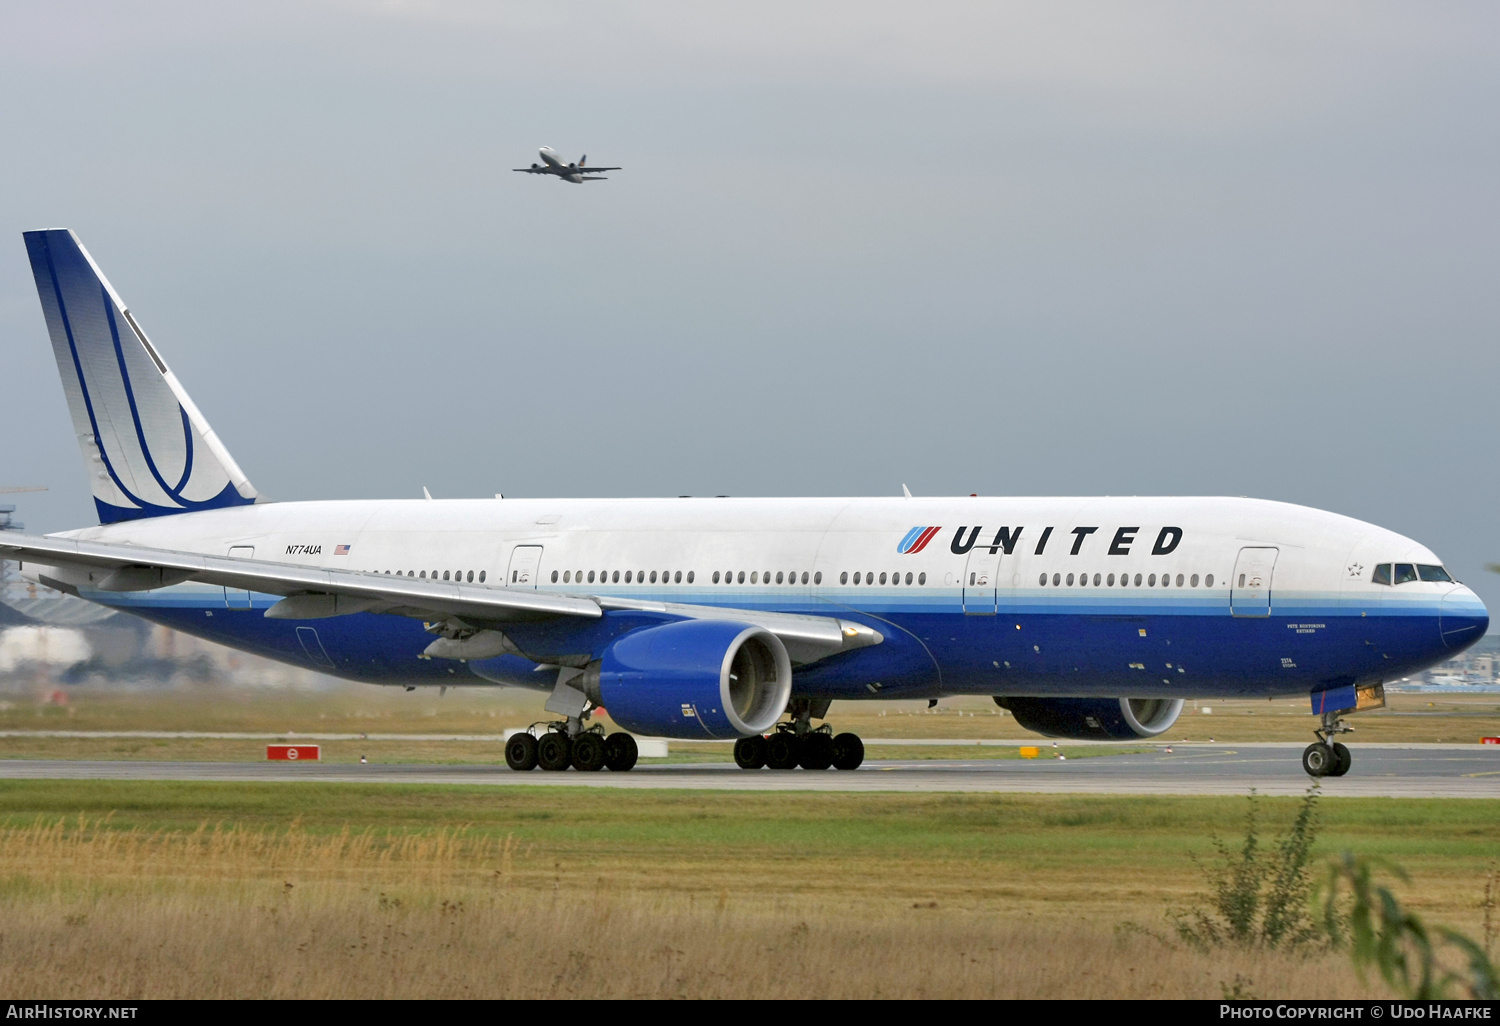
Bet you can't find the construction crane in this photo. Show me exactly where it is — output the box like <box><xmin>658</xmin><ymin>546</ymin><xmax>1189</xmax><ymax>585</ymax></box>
<box><xmin>0</xmin><ymin>486</ymin><xmax>47</xmax><ymax>495</ymax></box>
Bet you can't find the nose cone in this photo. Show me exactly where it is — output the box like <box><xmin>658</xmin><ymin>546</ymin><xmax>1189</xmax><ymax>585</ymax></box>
<box><xmin>1440</xmin><ymin>586</ymin><xmax>1489</xmax><ymax>649</ymax></box>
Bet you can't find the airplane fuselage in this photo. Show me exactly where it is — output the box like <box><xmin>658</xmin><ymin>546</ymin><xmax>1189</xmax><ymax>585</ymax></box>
<box><xmin>46</xmin><ymin>494</ymin><xmax>1487</xmax><ymax>701</ymax></box>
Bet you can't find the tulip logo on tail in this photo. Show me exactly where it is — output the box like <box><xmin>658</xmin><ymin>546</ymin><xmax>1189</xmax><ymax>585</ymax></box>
<box><xmin>897</xmin><ymin>526</ymin><xmax>942</xmax><ymax>554</ymax></box>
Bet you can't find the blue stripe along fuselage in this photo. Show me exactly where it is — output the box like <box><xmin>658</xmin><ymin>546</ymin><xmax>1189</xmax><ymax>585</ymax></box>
<box><xmin>94</xmin><ymin>585</ymin><xmax>1478</xmax><ymax>701</ymax></box>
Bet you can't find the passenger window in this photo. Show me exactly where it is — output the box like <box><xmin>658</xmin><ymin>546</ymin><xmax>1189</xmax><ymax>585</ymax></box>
<box><xmin>737</xmin><ymin>571</ymin><xmax>746</xmax><ymax>584</ymax></box>
<box><xmin>1417</xmin><ymin>565</ymin><xmax>1452</xmax><ymax>583</ymax></box>
<box><xmin>1107</xmin><ymin>573</ymin><xmax>1115</xmax><ymax>586</ymax></box>
<box><xmin>550</xmin><ymin>570</ymin><xmax>558</xmax><ymax>583</ymax></box>
<box><xmin>444</xmin><ymin>571</ymin><xmax>451</xmax><ymax>581</ymax></box>
<box><xmin>879</xmin><ymin>572</ymin><xmax>888</xmax><ymax>585</ymax></box>
<box><xmin>918</xmin><ymin>572</ymin><xmax>926</xmax><ymax>585</ymax></box>
<box><xmin>1148</xmin><ymin>574</ymin><xmax>1157</xmax><ymax>587</ymax></box>
<box><xmin>750</xmin><ymin>572</ymin><xmax>757</xmax><ymax>584</ymax></box>
<box><xmin>420</xmin><ymin>571</ymin><xmax>426</xmax><ymax>579</ymax></box>
<box><xmin>801</xmin><ymin>572</ymin><xmax>809</xmax><ymax>585</ymax></box>
<box><xmin>776</xmin><ymin>572</ymin><xmax>784</xmax><ymax>585</ymax></box>
<box><xmin>905</xmin><ymin>572</ymin><xmax>913</xmax><ymax>585</ymax></box>
<box><xmin>854</xmin><ymin>572</ymin><xmax>862</xmax><ymax>585</ymax></box>
<box><xmin>1394</xmin><ymin>564</ymin><xmax>1418</xmax><ymax>585</ymax></box>
<box><xmin>1134</xmin><ymin>573</ymin><xmax>1142</xmax><ymax>587</ymax></box>
<box><xmin>588</xmin><ymin>571</ymin><xmax>596</xmax><ymax>584</ymax></box>
<box><xmin>841</xmin><ymin>572</ymin><xmax>848</xmax><ymax>585</ymax></box>
<box><xmin>712</xmin><ymin>571</ymin><xmax>720</xmax><ymax>584</ymax></box>
<box><xmin>479</xmin><ymin>571</ymin><xmax>486</xmax><ymax>583</ymax></box>
<box><xmin>674</xmin><ymin>571</ymin><xmax>681</xmax><ymax>584</ymax></box>
<box><xmin>1175</xmin><ymin>574</ymin><xmax>1184</xmax><ymax>587</ymax></box>
<box><xmin>563</xmin><ymin>571</ymin><xmax>571</xmax><ymax>583</ymax></box>
<box><xmin>1190</xmin><ymin>574</ymin><xmax>1199</xmax><ymax>587</ymax></box>
<box><xmin>1238</xmin><ymin>574</ymin><xmax>1245</xmax><ymax>587</ymax></box>
<box><xmin>1053</xmin><ymin>573</ymin><xmax>1061</xmax><ymax>586</ymax></box>
<box><xmin>466</xmin><ymin>571</ymin><xmax>473</xmax><ymax>583</ymax></box>
<box><xmin>686</xmin><ymin>572</ymin><xmax>694</xmax><ymax>584</ymax></box>
<box><xmin>1039</xmin><ymin>573</ymin><xmax>1048</xmax><ymax>586</ymax></box>
<box><xmin>1205</xmin><ymin>574</ymin><xmax>1213</xmax><ymax>587</ymax></box>
<box><xmin>1093</xmin><ymin>573</ymin><xmax>1101</xmax><ymax>586</ymax></box>
<box><xmin>1066</xmin><ymin>573</ymin><xmax>1075</xmax><ymax>586</ymax></box>
<box><xmin>814</xmin><ymin>572</ymin><xmax>822</xmax><ymax>584</ymax></box>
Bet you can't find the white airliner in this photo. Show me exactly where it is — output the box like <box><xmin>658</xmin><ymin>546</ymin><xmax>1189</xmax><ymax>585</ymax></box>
<box><xmin>512</xmin><ymin>147</ymin><xmax>620</xmax><ymax>183</ymax></box>
<box><xmin>4</xmin><ymin>230</ymin><xmax>1487</xmax><ymax>778</ymax></box>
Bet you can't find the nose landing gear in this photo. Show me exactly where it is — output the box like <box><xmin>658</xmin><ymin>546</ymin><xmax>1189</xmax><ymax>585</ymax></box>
<box><xmin>1302</xmin><ymin>709</ymin><xmax>1353</xmax><ymax>778</ymax></box>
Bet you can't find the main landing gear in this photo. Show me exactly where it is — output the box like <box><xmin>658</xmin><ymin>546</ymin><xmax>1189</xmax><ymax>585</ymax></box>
<box><xmin>733</xmin><ymin>700</ymin><xmax>864</xmax><ymax>771</ymax></box>
<box><xmin>505</xmin><ymin>723</ymin><xmax>639</xmax><ymax>772</ymax></box>
<box><xmin>1302</xmin><ymin>708</ymin><xmax>1353</xmax><ymax>779</ymax></box>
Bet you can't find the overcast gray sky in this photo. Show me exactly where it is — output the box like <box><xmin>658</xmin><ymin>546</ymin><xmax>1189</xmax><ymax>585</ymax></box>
<box><xmin>2</xmin><ymin>2</ymin><xmax>1498</xmax><ymax>613</ymax></box>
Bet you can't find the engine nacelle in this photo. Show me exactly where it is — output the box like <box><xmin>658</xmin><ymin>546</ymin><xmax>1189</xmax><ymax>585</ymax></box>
<box><xmin>994</xmin><ymin>696</ymin><xmax>1184</xmax><ymax>740</ymax></box>
<box><xmin>596</xmin><ymin>620</ymin><xmax>792</xmax><ymax>740</ymax></box>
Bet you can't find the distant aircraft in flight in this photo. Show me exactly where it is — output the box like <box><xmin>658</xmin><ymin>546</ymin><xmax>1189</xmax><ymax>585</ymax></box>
<box><xmin>513</xmin><ymin>147</ymin><xmax>620</xmax><ymax>183</ymax></box>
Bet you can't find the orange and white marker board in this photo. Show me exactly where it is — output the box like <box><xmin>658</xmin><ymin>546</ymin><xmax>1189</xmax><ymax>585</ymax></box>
<box><xmin>267</xmin><ymin>745</ymin><xmax>320</xmax><ymax>761</ymax></box>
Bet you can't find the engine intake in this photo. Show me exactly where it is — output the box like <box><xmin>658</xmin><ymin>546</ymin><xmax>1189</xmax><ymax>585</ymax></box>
<box><xmin>595</xmin><ymin>620</ymin><xmax>792</xmax><ymax>740</ymax></box>
<box><xmin>994</xmin><ymin>696</ymin><xmax>1184</xmax><ymax>740</ymax></box>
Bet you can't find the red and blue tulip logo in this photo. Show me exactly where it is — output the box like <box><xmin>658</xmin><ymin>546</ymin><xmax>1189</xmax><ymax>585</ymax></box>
<box><xmin>897</xmin><ymin>526</ymin><xmax>941</xmax><ymax>554</ymax></box>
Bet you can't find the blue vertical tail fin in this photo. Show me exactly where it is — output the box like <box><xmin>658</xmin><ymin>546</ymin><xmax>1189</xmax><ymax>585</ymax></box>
<box><xmin>23</xmin><ymin>229</ymin><xmax>260</xmax><ymax>525</ymax></box>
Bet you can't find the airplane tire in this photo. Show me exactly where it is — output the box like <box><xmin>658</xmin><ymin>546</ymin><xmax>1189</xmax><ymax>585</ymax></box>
<box><xmin>734</xmin><ymin>735</ymin><xmax>767</xmax><ymax>770</ymax></box>
<box><xmin>505</xmin><ymin>732</ymin><xmax>539</xmax><ymax>771</ymax></box>
<box><xmin>603</xmin><ymin>733</ymin><xmax>638</xmax><ymax>772</ymax></box>
<box><xmin>832</xmin><ymin>732</ymin><xmax>865</xmax><ymax>771</ymax></box>
<box><xmin>1329</xmin><ymin>742</ymin><xmax>1352</xmax><ymax>777</ymax></box>
<box><xmin>799</xmin><ymin>732</ymin><xmax>835</xmax><ymax>770</ymax></box>
<box><xmin>1301</xmin><ymin>742</ymin><xmax>1333</xmax><ymax>778</ymax></box>
<box><xmin>571</xmin><ymin>733</ymin><xmax>606</xmax><ymax>772</ymax></box>
<box><xmin>765</xmin><ymin>733</ymin><xmax>801</xmax><ymax>770</ymax></box>
<box><xmin>537</xmin><ymin>732</ymin><xmax>573</xmax><ymax>771</ymax></box>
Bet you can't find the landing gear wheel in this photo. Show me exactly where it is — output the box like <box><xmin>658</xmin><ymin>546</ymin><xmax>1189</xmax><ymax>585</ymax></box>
<box><xmin>765</xmin><ymin>732</ymin><xmax>802</xmax><ymax>770</ymax></box>
<box><xmin>505</xmin><ymin>732</ymin><xmax>538</xmax><ymax>771</ymax></box>
<box><xmin>832</xmin><ymin>732</ymin><xmax>865</xmax><ymax>771</ymax></box>
<box><xmin>571</xmin><ymin>733</ymin><xmax>606</xmax><ymax>772</ymax></box>
<box><xmin>537</xmin><ymin>732</ymin><xmax>573</xmax><ymax>771</ymax></box>
<box><xmin>734</xmin><ymin>735</ymin><xmax>767</xmax><ymax>770</ymax></box>
<box><xmin>799</xmin><ymin>732</ymin><xmax>834</xmax><ymax>770</ymax></box>
<box><xmin>1301</xmin><ymin>742</ymin><xmax>1334</xmax><ymax>777</ymax></box>
<box><xmin>603</xmin><ymin>733</ymin><xmax>638</xmax><ymax>772</ymax></box>
<box><xmin>1329</xmin><ymin>742</ymin><xmax>1351</xmax><ymax>777</ymax></box>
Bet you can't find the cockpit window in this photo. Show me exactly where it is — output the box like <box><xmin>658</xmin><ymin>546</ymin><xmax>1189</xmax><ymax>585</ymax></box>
<box><xmin>1372</xmin><ymin>564</ymin><xmax>1392</xmax><ymax>586</ymax></box>
<box><xmin>1417</xmin><ymin>564</ymin><xmax>1453</xmax><ymax>583</ymax></box>
<box><xmin>1393</xmin><ymin>563</ymin><xmax>1418</xmax><ymax>585</ymax></box>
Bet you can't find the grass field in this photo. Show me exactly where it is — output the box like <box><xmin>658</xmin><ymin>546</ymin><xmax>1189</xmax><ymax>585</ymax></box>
<box><xmin>0</xmin><ymin>780</ymin><xmax>1494</xmax><ymax>998</ymax></box>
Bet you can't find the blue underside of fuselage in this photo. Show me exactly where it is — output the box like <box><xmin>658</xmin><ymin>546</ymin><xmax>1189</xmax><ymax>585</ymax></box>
<box><xmin>95</xmin><ymin>587</ymin><xmax>1486</xmax><ymax>701</ymax></box>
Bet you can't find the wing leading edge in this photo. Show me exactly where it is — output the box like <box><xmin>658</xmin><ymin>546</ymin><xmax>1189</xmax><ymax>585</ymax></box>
<box><xmin>0</xmin><ymin>533</ymin><xmax>879</xmax><ymax>663</ymax></box>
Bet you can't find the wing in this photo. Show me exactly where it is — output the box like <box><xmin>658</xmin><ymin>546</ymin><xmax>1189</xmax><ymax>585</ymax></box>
<box><xmin>0</xmin><ymin>533</ymin><xmax>879</xmax><ymax>662</ymax></box>
<box><xmin>580</xmin><ymin>167</ymin><xmax>621</xmax><ymax>172</ymax></box>
<box><xmin>512</xmin><ymin>168</ymin><xmax>553</xmax><ymax>173</ymax></box>
<box><xmin>1</xmin><ymin>532</ymin><xmax>597</xmax><ymax>623</ymax></box>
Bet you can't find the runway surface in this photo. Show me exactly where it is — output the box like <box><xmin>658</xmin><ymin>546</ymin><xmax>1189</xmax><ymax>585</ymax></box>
<box><xmin>1</xmin><ymin>743</ymin><xmax>1497</xmax><ymax>797</ymax></box>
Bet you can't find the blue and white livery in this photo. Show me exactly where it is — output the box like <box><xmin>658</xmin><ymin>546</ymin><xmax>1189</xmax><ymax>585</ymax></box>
<box><xmin>4</xmin><ymin>229</ymin><xmax>1487</xmax><ymax>778</ymax></box>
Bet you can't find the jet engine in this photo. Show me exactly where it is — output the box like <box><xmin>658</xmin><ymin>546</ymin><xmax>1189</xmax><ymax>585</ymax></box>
<box><xmin>593</xmin><ymin>620</ymin><xmax>792</xmax><ymax>740</ymax></box>
<box><xmin>993</xmin><ymin>696</ymin><xmax>1184</xmax><ymax>740</ymax></box>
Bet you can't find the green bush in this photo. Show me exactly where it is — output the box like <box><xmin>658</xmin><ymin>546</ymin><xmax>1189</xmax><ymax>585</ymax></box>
<box><xmin>1172</xmin><ymin>787</ymin><xmax>1326</xmax><ymax>951</ymax></box>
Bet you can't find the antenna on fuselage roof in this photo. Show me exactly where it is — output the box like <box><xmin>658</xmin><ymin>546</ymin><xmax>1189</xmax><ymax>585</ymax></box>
<box><xmin>423</xmin><ymin>486</ymin><xmax>433</xmax><ymax>501</ymax></box>
<box><xmin>902</xmin><ymin>484</ymin><xmax>912</xmax><ymax>498</ymax></box>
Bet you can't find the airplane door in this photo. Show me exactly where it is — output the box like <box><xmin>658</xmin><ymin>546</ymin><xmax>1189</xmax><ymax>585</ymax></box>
<box><xmin>506</xmin><ymin>546</ymin><xmax>544</xmax><ymax>588</ymax></box>
<box><xmin>1231</xmin><ymin>547</ymin><xmax>1278</xmax><ymax>617</ymax></box>
<box><xmin>963</xmin><ymin>550</ymin><xmax>999</xmax><ymax>614</ymax></box>
<box><xmin>224</xmin><ymin>546</ymin><xmax>254</xmax><ymax>608</ymax></box>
